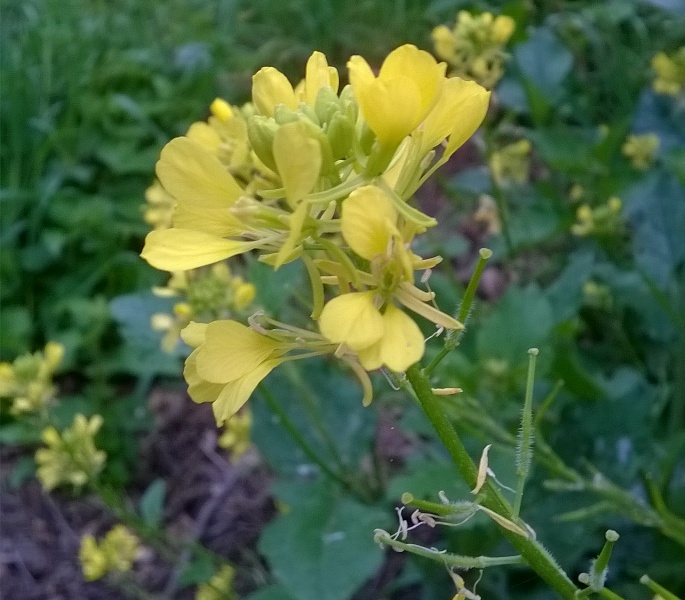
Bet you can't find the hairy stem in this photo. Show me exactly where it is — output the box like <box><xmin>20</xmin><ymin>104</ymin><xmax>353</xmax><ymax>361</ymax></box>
<box><xmin>405</xmin><ymin>364</ymin><xmax>578</xmax><ymax>599</ymax></box>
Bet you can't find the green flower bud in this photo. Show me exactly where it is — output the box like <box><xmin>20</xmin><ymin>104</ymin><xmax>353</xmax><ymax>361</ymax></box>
<box><xmin>314</xmin><ymin>85</ymin><xmax>342</xmax><ymax>124</ymax></box>
<box><xmin>247</xmin><ymin>115</ymin><xmax>278</xmax><ymax>172</ymax></box>
<box><xmin>326</xmin><ymin>112</ymin><xmax>355</xmax><ymax>160</ymax></box>
<box><xmin>273</xmin><ymin>104</ymin><xmax>301</xmax><ymax>125</ymax></box>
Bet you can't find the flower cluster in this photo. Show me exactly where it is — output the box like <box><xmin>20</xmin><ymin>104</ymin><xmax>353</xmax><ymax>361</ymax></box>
<box><xmin>79</xmin><ymin>525</ymin><xmax>140</xmax><ymax>581</ymax></box>
<box><xmin>0</xmin><ymin>342</ymin><xmax>64</xmax><ymax>416</ymax></box>
<box><xmin>489</xmin><ymin>139</ymin><xmax>531</xmax><ymax>187</ymax></box>
<box><xmin>195</xmin><ymin>565</ymin><xmax>237</xmax><ymax>600</ymax></box>
<box><xmin>35</xmin><ymin>414</ymin><xmax>106</xmax><ymax>491</ymax></box>
<box><xmin>218</xmin><ymin>408</ymin><xmax>252</xmax><ymax>461</ymax></box>
<box><xmin>141</xmin><ymin>45</ymin><xmax>490</xmax><ymax>423</ymax></box>
<box><xmin>151</xmin><ymin>264</ymin><xmax>256</xmax><ymax>352</ymax></box>
<box><xmin>622</xmin><ymin>133</ymin><xmax>659</xmax><ymax>171</ymax></box>
<box><xmin>572</xmin><ymin>197</ymin><xmax>622</xmax><ymax>237</ymax></box>
<box><xmin>651</xmin><ymin>47</ymin><xmax>685</xmax><ymax>96</ymax></box>
<box><xmin>432</xmin><ymin>11</ymin><xmax>515</xmax><ymax>88</ymax></box>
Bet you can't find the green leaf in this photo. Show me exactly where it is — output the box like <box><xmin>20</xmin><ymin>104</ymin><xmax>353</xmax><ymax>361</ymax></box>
<box><xmin>623</xmin><ymin>172</ymin><xmax>685</xmax><ymax>289</ymax></box>
<box><xmin>514</xmin><ymin>27</ymin><xmax>573</xmax><ymax>103</ymax></box>
<box><xmin>139</xmin><ymin>479</ymin><xmax>166</xmax><ymax>527</ymax></box>
<box><xmin>477</xmin><ymin>285</ymin><xmax>554</xmax><ymax>365</ymax></box>
<box><xmin>527</xmin><ymin>128</ymin><xmax>597</xmax><ymax>174</ymax></box>
<box><xmin>386</xmin><ymin>456</ymin><xmax>471</xmax><ymax>503</ymax></box>
<box><xmin>0</xmin><ymin>422</ymin><xmax>42</xmax><ymax>446</ymax></box>
<box><xmin>9</xmin><ymin>456</ymin><xmax>36</xmax><ymax>489</ymax></box>
<box><xmin>258</xmin><ymin>479</ymin><xmax>391</xmax><ymax>600</ymax></box>
<box><xmin>245</xmin><ymin>585</ymin><xmax>298</xmax><ymax>600</ymax></box>
<box><xmin>178</xmin><ymin>553</ymin><xmax>215</xmax><ymax>586</ymax></box>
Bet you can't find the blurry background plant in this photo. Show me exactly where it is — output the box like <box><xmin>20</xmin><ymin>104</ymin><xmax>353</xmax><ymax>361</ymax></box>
<box><xmin>2</xmin><ymin>0</ymin><xmax>685</xmax><ymax>599</ymax></box>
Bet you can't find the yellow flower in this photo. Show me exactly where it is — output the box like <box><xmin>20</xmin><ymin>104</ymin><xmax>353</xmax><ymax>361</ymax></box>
<box><xmin>182</xmin><ymin>321</ymin><xmax>286</xmax><ymax>424</ymax></box>
<box><xmin>195</xmin><ymin>565</ymin><xmax>237</xmax><ymax>600</ymax></box>
<box><xmin>252</xmin><ymin>67</ymin><xmax>298</xmax><ymax>117</ymax></box>
<box><xmin>79</xmin><ymin>525</ymin><xmax>140</xmax><ymax>581</ymax></box>
<box><xmin>218</xmin><ymin>409</ymin><xmax>252</xmax><ymax>461</ymax></box>
<box><xmin>35</xmin><ymin>414</ymin><xmax>106</xmax><ymax>491</ymax></box>
<box><xmin>432</xmin><ymin>11</ymin><xmax>515</xmax><ymax>88</ymax></box>
<box><xmin>652</xmin><ymin>47</ymin><xmax>685</xmax><ymax>96</ymax></box>
<box><xmin>622</xmin><ymin>133</ymin><xmax>659</xmax><ymax>170</ymax></box>
<box><xmin>489</xmin><ymin>139</ymin><xmax>531</xmax><ymax>186</ymax></box>
<box><xmin>319</xmin><ymin>186</ymin><xmax>460</xmax><ymax>372</ymax></box>
<box><xmin>348</xmin><ymin>44</ymin><xmax>446</xmax><ymax>147</ymax></box>
<box><xmin>210</xmin><ymin>98</ymin><xmax>233</xmax><ymax>122</ymax></box>
<box><xmin>0</xmin><ymin>342</ymin><xmax>64</xmax><ymax>416</ymax></box>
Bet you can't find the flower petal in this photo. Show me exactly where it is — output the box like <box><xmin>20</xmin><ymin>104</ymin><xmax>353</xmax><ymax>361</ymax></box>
<box><xmin>377</xmin><ymin>304</ymin><xmax>425</xmax><ymax>372</ymax></box>
<box><xmin>196</xmin><ymin>320</ymin><xmax>280</xmax><ymax>384</ymax></box>
<box><xmin>156</xmin><ymin>137</ymin><xmax>243</xmax><ymax>209</ymax></box>
<box><xmin>212</xmin><ymin>359</ymin><xmax>281</xmax><ymax>425</ymax></box>
<box><xmin>341</xmin><ymin>185</ymin><xmax>397</xmax><ymax>260</ymax></box>
<box><xmin>443</xmin><ymin>81</ymin><xmax>491</xmax><ymax>159</ymax></box>
<box><xmin>252</xmin><ymin>67</ymin><xmax>297</xmax><ymax>117</ymax></box>
<box><xmin>184</xmin><ymin>349</ymin><xmax>226</xmax><ymax>404</ymax></box>
<box><xmin>273</xmin><ymin>121</ymin><xmax>322</xmax><ymax>207</ymax></box>
<box><xmin>141</xmin><ymin>229</ymin><xmax>262</xmax><ymax>271</ymax></box>
<box><xmin>319</xmin><ymin>291</ymin><xmax>384</xmax><ymax>351</ymax></box>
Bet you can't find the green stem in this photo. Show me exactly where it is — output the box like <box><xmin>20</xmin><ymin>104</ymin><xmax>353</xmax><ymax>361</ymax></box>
<box><xmin>259</xmin><ymin>384</ymin><xmax>370</xmax><ymax>502</ymax></box>
<box><xmin>405</xmin><ymin>364</ymin><xmax>577</xmax><ymax>599</ymax></box>
<box><xmin>374</xmin><ymin>531</ymin><xmax>523</xmax><ymax>568</ymax></box>
<box><xmin>598</xmin><ymin>589</ymin><xmax>627</xmax><ymax>600</ymax></box>
<box><xmin>424</xmin><ymin>248</ymin><xmax>492</xmax><ymax>377</ymax></box>
<box><xmin>514</xmin><ymin>348</ymin><xmax>538</xmax><ymax>519</ymax></box>
<box><xmin>640</xmin><ymin>575</ymin><xmax>683</xmax><ymax>600</ymax></box>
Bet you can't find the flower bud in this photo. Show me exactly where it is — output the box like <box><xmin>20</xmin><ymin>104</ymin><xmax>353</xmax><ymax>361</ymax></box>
<box><xmin>247</xmin><ymin>115</ymin><xmax>279</xmax><ymax>172</ymax></box>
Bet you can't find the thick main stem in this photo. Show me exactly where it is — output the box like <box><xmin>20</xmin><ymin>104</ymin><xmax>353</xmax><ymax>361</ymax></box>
<box><xmin>405</xmin><ymin>364</ymin><xmax>578</xmax><ymax>599</ymax></box>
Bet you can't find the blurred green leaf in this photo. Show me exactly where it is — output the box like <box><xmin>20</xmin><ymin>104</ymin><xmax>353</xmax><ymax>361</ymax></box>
<box><xmin>139</xmin><ymin>478</ymin><xmax>166</xmax><ymax>527</ymax></box>
<box><xmin>259</xmin><ymin>479</ymin><xmax>390</xmax><ymax>600</ymax></box>
<box><xmin>245</xmin><ymin>585</ymin><xmax>297</xmax><ymax>600</ymax></box>
<box><xmin>477</xmin><ymin>285</ymin><xmax>554</xmax><ymax>365</ymax></box>
<box><xmin>178</xmin><ymin>552</ymin><xmax>215</xmax><ymax>586</ymax></box>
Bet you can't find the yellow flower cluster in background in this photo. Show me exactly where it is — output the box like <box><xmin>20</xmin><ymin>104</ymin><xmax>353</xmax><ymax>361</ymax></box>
<box><xmin>432</xmin><ymin>11</ymin><xmax>515</xmax><ymax>88</ymax></box>
<box><xmin>35</xmin><ymin>414</ymin><xmax>106</xmax><ymax>491</ymax></box>
<box><xmin>141</xmin><ymin>44</ymin><xmax>490</xmax><ymax>424</ymax></box>
<box><xmin>218</xmin><ymin>409</ymin><xmax>252</xmax><ymax>461</ymax></box>
<box><xmin>0</xmin><ymin>342</ymin><xmax>63</xmax><ymax>416</ymax></box>
<box><xmin>151</xmin><ymin>264</ymin><xmax>256</xmax><ymax>352</ymax></box>
<box><xmin>79</xmin><ymin>525</ymin><xmax>140</xmax><ymax>581</ymax></box>
<box><xmin>572</xmin><ymin>197</ymin><xmax>622</xmax><ymax>237</ymax></box>
<box><xmin>195</xmin><ymin>564</ymin><xmax>237</xmax><ymax>600</ymax></box>
<box><xmin>489</xmin><ymin>139</ymin><xmax>531</xmax><ymax>187</ymax></box>
<box><xmin>622</xmin><ymin>133</ymin><xmax>659</xmax><ymax>170</ymax></box>
<box><xmin>651</xmin><ymin>46</ymin><xmax>685</xmax><ymax>96</ymax></box>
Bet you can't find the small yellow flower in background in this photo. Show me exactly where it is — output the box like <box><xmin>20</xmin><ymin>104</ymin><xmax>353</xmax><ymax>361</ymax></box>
<box><xmin>79</xmin><ymin>525</ymin><xmax>140</xmax><ymax>582</ymax></box>
<box><xmin>489</xmin><ymin>139</ymin><xmax>531</xmax><ymax>187</ymax></box>
<box><xmin>143</xmin><ymin>180</ymin><xmax>175</xmax><ymax>230</ymax></box>
<box><xmin>474</xmin><ymin>195</ymin><xmax>501</xmax><ymax>235</ymax></box>
<box><xmin>151</xmin><ymin>264</ymin><xmax>257</xmax><ymax>352</ymax></box>
<box><xmin>195</xmin><ymin>565</ymin><xmax>237</xmax><ymax>600</ymax></box>
<box><xmin>569</xmin><ymin>183</ymin><xmax>586</xmax><ymax>202</ymax></box>
<box><xmin>432</xmin><ymin>11</ymin><xmax>515</xmax><ymax>88</ymax></box>
<box><xmin>0</xmin><ymin>342</ymin><xmax>64</xmax><ymax>416</ymax></box>
<box><xmin>622</xmin><ymin>133</ymin><xmax>660</xmax><ymax>170</ymax></box>
<box><xmin>35</xmin><ymin>414</ymin><xmax>106</xmax><ymax>491</ymax></box>
<box><xmin>652</xmin><ymin>47</ymin><xmax>685</xmax><ymax>96</ymax></box>
<box><xmin>572</xmin><ymin>197</ymin><xmax>622</xmax><ymax>237</ymax></box>
<box><xmin>218</xmin><ymin>409</ymin><xmax>252</xmax><ymax>461</ymax></box>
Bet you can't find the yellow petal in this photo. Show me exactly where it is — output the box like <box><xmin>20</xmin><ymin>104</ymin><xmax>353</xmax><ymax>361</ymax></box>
<box><xmin>376</xmin><ymin>304</ymin><xmax>425</xmax><ymax>372</ymax></box>
<box><xmin>156</xmin><ymin>137</ymin><xmax>243</xmax><ymax>209</ymax></box>
<box><xmin>172</xmin><ymin>201</ymin><xmax>245</xmax><ymax>237</ymax></box>
<box><xmin>184</xmin><ymin>349</ymin><xmax>226</xmax><ymax>404</ymax></box>
<box><xmin>273</xmin><ymin>121</ymin><xmax>322</xmax><ymax>206</ymax></box>
<box><xmin>379</xmin><ymin>45</ymin><xmax>445</xmax><ymax>118</ymax></box>
<box><xmin>180</xmin><ymin>322</ymin><xmax>207</xmax><ymax>348</ymax></box>
<box><xmin>196</xmin><ymin>320</ymin><xmax>280</xmax><ymax>383</ymax></box>
<box><xmin>252</xmin><ymin>67</ymin><xmax>297</xmax><ymax>117</ymax></box>
<box><xmin>443</xmin><ymin>81</ymin><xmax>491</xmax><ymax>159</ymax></box>
<box><xmin>319</xmin><ymin>292</ymin><xmax>384</xmax><ymax>351</ymax></box>
<box><xmin>185</xmin><ymin>121</ymin><xmax>222</xmax><ymax>152</ymax></box>
<box><xmin>212</xmin><ymin>359</ymin><xmax>281</xmax><ymax>424</ymax></box>
<box><xmin>341</xmin><ymin>185</ymin><xmax>397</xmax><ymax>260</ymax></box>
<box><xmin>305</xmin><ymin>51</ymin><xmax>337</xmax><ymax>105</ymax></box>
<box><xmin>420</xmin><ymin>77</ymin><xmax>488</xmax><ymax>154</ymax></box>
<box><xmin>141</xmin><ymin>229</ymin><xmax>259</xmax><ymax>271</ymax></box>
